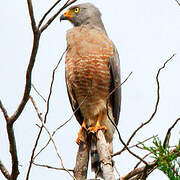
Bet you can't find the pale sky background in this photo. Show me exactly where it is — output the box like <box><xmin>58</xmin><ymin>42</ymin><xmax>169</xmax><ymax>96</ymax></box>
<box><xmin>0</xmin><ymin>0</ymin><xmax>180</xmax><ymax>179</ymax></box>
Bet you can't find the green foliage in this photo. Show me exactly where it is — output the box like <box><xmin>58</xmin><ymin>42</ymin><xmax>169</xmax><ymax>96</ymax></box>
<box><xmin>143</xmin><ymin>136</ymin><xmax>180</xmax><ymax>180</ymax></box>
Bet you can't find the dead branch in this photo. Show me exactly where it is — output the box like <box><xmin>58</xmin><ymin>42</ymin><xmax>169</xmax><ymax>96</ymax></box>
<box><xmin>44</xmin><ymin>49</ymin><xmax>67</xmax><ymax>123</ymax></box>
<box><xmin>96</xmin><ymin>130</ymin><xmax>115</xmax><ymax>180</ymax></box>
<box><xmin>107</xmin><ymin>109</ymin><xmax>148</xmax><ymax>165</ymax></box>
<box><xmin>124</xmin><ymin>54</ymin><xmax>176</xmax><ymax>149</ymax></box>
<box><xmin>0</xmin><ymin>160</ymin><xmax>10</xmax><ymax>179</ymax></box>
<box><xmin>175</xmin><ymin>0</ymin><xmax>180</xmax><ymax>6</ymax></box>
<box><xmin>38</xmin><ymin>0</ymin><xmax>62</xmax><ymax>29</ymax></box>
<box><xmin>74</xmin><ymin>128</ymin><xmax>89</xmax><ymax>179</ymax></box>
<box><xmin>8</xmin><ymin>0</ymin><xmax>40</xmax><ymax>125</ymax></box>
<box><xmin>30</xmin><ymin>96</ymin><xmax>76</xmax><ymax>179</ymax></box>
<box><xmin>121</xmin><ymin>160</ymin><xmax>157</xmax><ymax>180</ymax></box>
<box><xmin>33</xmin><ymin>162</ymin><xmax>74</xmax><ymax>172</ymax></box>
<box><xmin>1</xmin><ymin>0</ymin><xmax>77</xmax><ymax>179</ymax></box>
<box><xmin>40</xmin><ymin>0</ymin><xmax>78</xmax><ymax>33</ymax></box>
<box><xmin>31</xmin><ymin>83</ymin><xmax>47</xmax><ymax>102</ymax></box>
<box><xmin>0</xmin><ymin>100</ymin><xmax>9</xmax><ymax>120</ymax></box>
<box><xmin>163</xmin><ymin>117</ymin><xmax>180</xmax><ymax>148</ymax></box>
<box><xmin>112</xmin><ymin>135</ymin><xmax>156</xmax><ymax>157</ymax></box>
<box><xmin>34</xmin><ymin>90</ymin><xmax>89</xmax><ymax>160</ymax></box>
<box><xmin>121</xmin><ymin>142</ymin><xmax>180</xmax><ymax>180</ymax></box>
<box><xmin>26</xmin><ymin>49</ymin><xmax>66</xmax><ymax>178</ymax></box>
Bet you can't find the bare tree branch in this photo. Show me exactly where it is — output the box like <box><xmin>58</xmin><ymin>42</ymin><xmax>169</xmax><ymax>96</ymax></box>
<box><xmin>31</xmin><ymin>84</ymin><xmax>47</xmax><ymax>103</ymax></box>
<box><xmin>8</xmin><ymin>25</ymin><xmax>40</xmax><ymax>125</ymax></box>
<box><xmin>74</xmin><ymin>128</ymin><xmax>89</xmax><ymax>179</ymax></box>
<box><xmin>121</xmin><ymin>160</ymin><xmax>157</xmax><ymax>180</ymax></box>
<box><xmin>112</xmin><ymin>136</ymin><xmax>156</xmax><ymax>157</ymax></box>
<box><xmin>26</xmin><ymin>49</ymin><xmax>66</xmax><ymax>179</ymax></box>
<box><xmin>38</xmin><ymin>0</ymin><xmax>63</xmax><ymax>29</ymax></box>
<box><xmin>107</xmin><ymin>106</ymin><xmax>149</xmax><ymax>165</ymax></box>
<box><xmin>7</xmin><ymin>124</ymin><xmax>19</xmax><ymax>180</ymax></box>
<box><xmin>27</xmin><ymin>0</ymin><xmax>37</xmax><ymax>32</ymax></box>
<box><xmin>125</xmin><ymin>54</ymin><xmax>176</xmax><ymax>148</ymax></box>
<box><xmin>30</xmin><ymin>96</ymin><xmax>76</xmax><ymax>179</ymax></box>
<box><xmin>0</xmin><ymin>160</ymin><xmax>10</xmax><ymax>179</ymax></box>
<box><xmin>44</xmin><ymin>48</ymin><xmax>67</xmax><ymax>123</ymax></box>
<box><xmin>163</xmin><ymin>117</ymin><xmax>180</xmax><ymax>148</ymax></box>
<box><xmin>33</xmin><ymin>162</ymin><xmax>74</xmax><ymax>172</ymax></box>
<box><xmin>96</xmin><ymin>130</ymin><xmax>115</xmax><ymax>180</ymax></box>
<box><xmin>40</xmin><ymin>0</ymin><xmax>78</xmax><ymax>33</ymax></box>
<box><xmin>34</xmin><ymin>87</ymin><xmax>89</xmax><ymax>160</ymax></box>
<box><xmin>174</xmin><ymin>0</ymin><xmax>180</xmax><ymax>6</ymax></box>
<box><xmin>0</xmin><ymin>100</ymin><xmax>9</xmax><ymax>120</ymax></box>
<box><xmin>108</xmin><ymin>72</ymin><xmax>132</xmax><ymax>98</ymax></box>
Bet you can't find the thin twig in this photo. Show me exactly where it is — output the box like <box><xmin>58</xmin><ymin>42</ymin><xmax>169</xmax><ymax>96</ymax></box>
<box><xmin>38</xmin><ymin>0</ymin><xmax>63</xmax><ymax>29</ymax></box>
<box><xmin>163</xmin><ymin>117</ymin><xmax>180</xmax><ymax>148</ymax></box>
<box><xmin>0</xmin><ymin>100</ymin><xmax>9</xmax><ymax>120</ymax></box>
<box><xmin>125</xmin><ymin>54</ymin><xmax>176</xmax><ymax>148</ymax></box>
<box><xmin>108</xmin><ymin>112</ymin><xmax>148</xmax><ymax>165</ymax></box>
<box><xmin>31</xmin><ymin>83</ymin><xmax>47</xmax><ymax>102</ymax></box>
<box><xmin>42</xmin><ymin>124</ymin><xmax>76</xmax><ymax>179</ymax></box>
<box><xmin>134</xmin><ymin>152</ymin><xmax>152</xmax><ymax>169</ymax></box>
<box><xmin>44</xmin><ymin>49</ymin><xmax>67</xmax><ymax>123</ymax></box>
<box><xmin>34</xmin><ymin>89</ymin><xmax>89</xmax><ymax>159</ymax></box>
<box><xmin>33</xmin><ymin>162</ymin><xmax>74</xmax><ymax>172</ymax></box>
<box><xmin>108</xmin><ymin>72</ymin><xmax>132</xmax><ymax>98</ymax></box>
<box><xmin>40</xmin><ymin>0</ymin><xmax>77</xmax><ymax>33</ymax></box>
<box><xmin>26</xmin><ymin>50</ymin><xmax>66</xmax><ymax>179</ymax></box>
<box><xmin>112</xmin><ymin>135</ymin><xmax>156</xmax><ymax>157</ymax></box>
<box><xmin>30</xmin><ymin>96</ymin><xmax>76</xmax><ymax>179</ymax></box>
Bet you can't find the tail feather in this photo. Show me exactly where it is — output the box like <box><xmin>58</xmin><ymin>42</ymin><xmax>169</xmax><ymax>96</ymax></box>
<box><xmin>90</xmin><ymin>134</ymin><xmax>103</xmax><ymax>178</ymax></box>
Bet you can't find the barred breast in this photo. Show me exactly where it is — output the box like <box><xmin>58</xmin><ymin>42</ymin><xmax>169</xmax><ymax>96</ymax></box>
<box><xmin>65</xmin><ymin>26</ymin><xmax>113</xmax><ymax>120</ymax></box>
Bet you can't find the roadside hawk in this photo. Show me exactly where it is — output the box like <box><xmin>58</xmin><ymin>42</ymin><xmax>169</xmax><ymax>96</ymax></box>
<box><xmin>60</xmin><ymin>2</ymin><xmax>121</xmax><ymax>176</ymax></box>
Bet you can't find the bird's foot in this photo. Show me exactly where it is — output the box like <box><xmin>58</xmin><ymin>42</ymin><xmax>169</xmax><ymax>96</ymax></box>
<box><xmin>88</xmin><ymin>125</ymin><xmax>107</xmax><ymax>134</ymax></box>
<box><xmin>76</xmin><ymin>120</ymin><xmax>87</xmax><ymax>145</ymax></box>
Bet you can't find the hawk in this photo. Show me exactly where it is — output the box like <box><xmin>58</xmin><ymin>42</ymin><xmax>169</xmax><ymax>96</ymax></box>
<box><xmin>60</xmin><ymin>3</ymin><xmax>121</xmax><ymax>176</ymax></box>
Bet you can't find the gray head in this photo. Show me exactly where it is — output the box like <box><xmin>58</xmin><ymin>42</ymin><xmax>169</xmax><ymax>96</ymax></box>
<box><xmin>60</xmin><ymin>3</ymin><xmax>104</xmax><ymax>28</ymax></box>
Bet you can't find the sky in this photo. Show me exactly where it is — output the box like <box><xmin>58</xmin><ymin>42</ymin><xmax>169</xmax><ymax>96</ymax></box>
<box><xmin>0</xmin><ymin>0</ymin><xmax>180</xmax><ymax>179</ymax></box>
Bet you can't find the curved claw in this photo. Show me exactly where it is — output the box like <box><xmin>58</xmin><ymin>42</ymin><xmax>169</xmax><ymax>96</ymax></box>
<box><xmin>88</xmin><ymin>125</ymin><xmax>107</xmax><ymax>134</ymax></box>
<box><xmin>76</xmin><ymin>119</ymin><xmax>86</xmax><ymax>145</ymax></box>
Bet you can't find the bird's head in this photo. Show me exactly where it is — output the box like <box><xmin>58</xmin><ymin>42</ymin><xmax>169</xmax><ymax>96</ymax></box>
<box><xmin>60</xmin><ymin>3</ymin><xmax>102</xmax><ymax>27</ymax></box>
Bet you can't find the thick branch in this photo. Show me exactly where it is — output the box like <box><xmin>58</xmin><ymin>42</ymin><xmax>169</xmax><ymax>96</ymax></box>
<box><xmin>27</xmin><ymin>0</ymin><xmax>37</xmax><ymax>32</ymax></box>
<box><xmin>74</xmin><ymin>129</ymin><xmax>89</xmax><ymax>179</ymax></box>
<box><xmin>96</xmin><ymin>130</ymin><xmax>115</xmax><ymax>180</ymax></box>
<box><xmin>8</xmin><ymin>33</ymin><xmax>40</xmax><ymax>125</ymax></box>
<box><xmin>175</xmin><ymin>0</ymin><xmax>180</xmax><ymax>6</ymax></box>
<box><xmin>0</xmin><ymin>160</ymin><xmax>10</xmax><ymax>179</ymax></box>
<box><xmin>121</xmin><ymin>160</ymin><xmax>157</xmax><ymax>180</ymax></box>
<box><xmin>7</xmin><ymin>124</ymin><xmax>19</xmax><ymax>180</ymax></box>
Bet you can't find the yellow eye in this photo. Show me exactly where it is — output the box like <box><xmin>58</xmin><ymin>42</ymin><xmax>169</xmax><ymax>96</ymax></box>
<box><xmin>74</xmin><ymin>7</ymin><xmax>80</xmax><ymax>13</ymax></box>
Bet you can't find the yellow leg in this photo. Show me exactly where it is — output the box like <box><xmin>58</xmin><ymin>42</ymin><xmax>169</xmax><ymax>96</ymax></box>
<box><xmin>76</xmin><ymin>119</ymin><xmax>86</xmax><ymax>144</ymax></box>
<box><xmin>88</xmin><ymin>111</ymin><xmax>107</xmax><ymax>133</ymax></box>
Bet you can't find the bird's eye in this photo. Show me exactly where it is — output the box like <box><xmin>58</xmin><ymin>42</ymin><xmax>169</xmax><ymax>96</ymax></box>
<box><xmin>74</xmin><ymin>7</ymin><xmax>80</xmax><ymax>13</ymax></box>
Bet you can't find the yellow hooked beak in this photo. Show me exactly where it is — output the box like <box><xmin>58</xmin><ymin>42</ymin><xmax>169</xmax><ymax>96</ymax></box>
<box><xmin>60</xmin><ymin>9</ymin><xmax>75</xmax><ymax>21</ymax></box>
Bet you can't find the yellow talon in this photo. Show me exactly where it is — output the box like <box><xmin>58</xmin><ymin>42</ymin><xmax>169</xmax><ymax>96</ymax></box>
<box><xmin>76</xmin><ymin>120</ymin><xmax>86</xmax><ymax>144</ymax></box>
<box><xmin>88</xmin><ymin>111</ymin><xmax>107</xmax><ymax>133</ymax></box>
